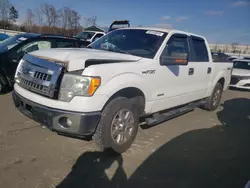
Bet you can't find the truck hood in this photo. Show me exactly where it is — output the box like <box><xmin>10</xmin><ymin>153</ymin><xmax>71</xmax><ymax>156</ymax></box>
<box><xmin>30</xmin><ymin>48</ymin><xmax>142</xmax><ymax>71</ymax></box>
<box><xmin>232</xmin><ymin>68</ymin><xmax>250</xmax><ymax>77</ymax></box>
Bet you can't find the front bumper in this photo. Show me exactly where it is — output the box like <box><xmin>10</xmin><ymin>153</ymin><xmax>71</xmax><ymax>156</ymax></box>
<box><xmin>12</xmin><ymin>91</ymin><xmax>101</xmax><ymax>137</ymax></box>
<box><xmin>229</xmin><ymin>78</ymin><xmax>250</xmax><ymax>90</ymax></box>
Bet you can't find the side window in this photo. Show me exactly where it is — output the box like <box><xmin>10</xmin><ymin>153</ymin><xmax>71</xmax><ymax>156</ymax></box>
<box><xmin>161</xmin><ymin>35</ymin><xmax>189</xmax><ymax>60</ymax></box>
<box><xmin>92</xmin><ymin>33</ymin><xmax>104</xmax><ymax>42</ymax></box>
<box><xmin>55</xmin><ymin>40</ymin><xmax>76</xmax><ymax>48</ymax></box>
<box><xmin>21</xmin><ymin>40</ymin><xmax>51</xmax><ymax>53</ymax></box>
<box><xmin>190</xmin><ymin>37</ymin><xmax>209</xmax><ymax>62</ymax></box>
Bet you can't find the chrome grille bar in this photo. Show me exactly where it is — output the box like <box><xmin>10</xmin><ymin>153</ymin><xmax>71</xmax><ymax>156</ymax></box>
<box><xmin>15</xmin><ymin>54</ymin><xmax>64</xmax><ymax>98</ymax></box>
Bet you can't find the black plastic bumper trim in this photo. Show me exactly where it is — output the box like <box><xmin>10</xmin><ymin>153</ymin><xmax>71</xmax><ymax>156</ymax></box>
<box><xmin>12</xmin><ymin>91</ymin><xmax>101</xmax><ymax>136</ymax></box>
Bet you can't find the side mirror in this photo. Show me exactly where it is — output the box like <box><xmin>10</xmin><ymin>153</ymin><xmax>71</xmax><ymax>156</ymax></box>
<box><xmin>160</xmin><ymin>49</ymin><xmax>189</xmax><ymax>66</ymax></box>
<box><xmin>160</xmin><ymin>53</ymin><xmax>188</xmax><ymax>66</ymax></box>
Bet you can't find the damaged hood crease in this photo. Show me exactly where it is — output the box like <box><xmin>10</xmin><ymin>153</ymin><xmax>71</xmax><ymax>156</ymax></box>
<box><xmin>30</xmin><ymin>48</ymin><xmax>141</xmax><ymax>71</ymax></box>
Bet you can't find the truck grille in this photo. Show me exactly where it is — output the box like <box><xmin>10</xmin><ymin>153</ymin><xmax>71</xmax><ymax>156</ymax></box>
<box><xmin>15</xmin><ymin>54</ymin><xmax>64</xmax><ymax>98</ymax></box>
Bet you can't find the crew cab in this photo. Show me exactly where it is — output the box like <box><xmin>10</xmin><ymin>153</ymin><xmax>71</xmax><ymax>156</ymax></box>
<box><xmin>12</xmin><ymin>27</ymin><xmax>233</xmax><ymax>154</ymax></box>
<box><xmin>0</xmin><ymin>33</ymin><xmax>88</xmax><ymax>93</ymax></box>
<box><xmin>230</xmin><ymin>59</ymin><xmax>250</xmax><ymax>90</ymax></box>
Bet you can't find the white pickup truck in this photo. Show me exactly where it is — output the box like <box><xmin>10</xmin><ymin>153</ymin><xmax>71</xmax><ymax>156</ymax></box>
<box><xmin>12</xmin><ymin>27</ymin><xmax>233</xmax><ymax>153</ymax></box>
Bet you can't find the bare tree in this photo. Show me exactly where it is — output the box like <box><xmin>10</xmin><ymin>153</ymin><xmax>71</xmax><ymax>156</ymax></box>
<box><xmin>24</xmin><ymin>9</ymin><xmax>35</xmax><ymax>32</ymax></box>
<box><xmin>60</xmin><ymin>7</ymin><xmax>70</xmax><ymax>30</ymax></box>
<box><xmin>67</xmin><ymin>9</ymin><xmax>80</xmax><ymax>29</ymax></box>
<box><xmin>0</xmin><ymin>0</ymin><xmax>11</xmax><ymax>20</ymax></box>
<box><xmin>35</xmin><ymin>6</ymin><xmax>43</xmax><ymax>25</ymax></box>
<box><xmin>86</xmin><ymin>16</ymin><xmax>97</xmax><ymax>27</ymax></box>
<box><xmin>25</xmin><ymin>9</ymin><xmax>35</xmax><ymax>25</ymax></box>
<box><xmin>41</xmin><ymin>3</ymin><xmax>59</xmax><ymax>27</ymax></box>
<box><xmin>231</xmin><ymin>42</ymin><xmax>239</xmax><ymax>53</ymax></box>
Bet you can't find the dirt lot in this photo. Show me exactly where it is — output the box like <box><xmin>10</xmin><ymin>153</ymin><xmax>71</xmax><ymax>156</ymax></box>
<box><xmin>0</xmin><ymin>89</ymin><xmax>249</xmax><ymax>188</ymax></box>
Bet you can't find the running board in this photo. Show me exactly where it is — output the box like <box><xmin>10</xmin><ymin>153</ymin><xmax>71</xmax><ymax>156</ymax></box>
<box><xmin>145</xmin><ymin>100</ymin><xmax>206</xmax><ymax>127</ymax></box>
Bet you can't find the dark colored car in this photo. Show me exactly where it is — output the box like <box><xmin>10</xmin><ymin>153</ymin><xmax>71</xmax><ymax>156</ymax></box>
<box><xmin>0</xmin><ymin>33</ymin><xmax>88</xmax><ymax>93</ymax></box>
<box><xmin>0</xmin><ymin>33</ymin><xmax>9</xmax><ymax>41</ymax></box>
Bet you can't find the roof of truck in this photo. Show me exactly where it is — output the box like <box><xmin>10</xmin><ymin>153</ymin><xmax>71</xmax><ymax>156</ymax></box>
<box><xmin>117</xmin><ymin>27</ymin><xmax>205</xmax><ymax>40</ymax></box>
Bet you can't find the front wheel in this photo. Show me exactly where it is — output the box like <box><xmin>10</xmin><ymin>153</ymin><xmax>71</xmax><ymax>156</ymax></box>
<box><xmin>93</xmin><ymin>97</ymin><xmax>140</xmax><ymax>154</ymax></box>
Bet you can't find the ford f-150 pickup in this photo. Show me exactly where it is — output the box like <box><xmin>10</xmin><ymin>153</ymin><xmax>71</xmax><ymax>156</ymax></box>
<box><xmin>12</xmin><ymin>27</ymin><xmax>233</xmax><ymax>153</ymax></box>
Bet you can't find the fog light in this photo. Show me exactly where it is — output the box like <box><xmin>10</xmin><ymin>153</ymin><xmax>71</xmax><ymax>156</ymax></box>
<box><xmin>59</xmin><ymin>117</ymin><xmax>72</xmax><ymax>129</ymax></box>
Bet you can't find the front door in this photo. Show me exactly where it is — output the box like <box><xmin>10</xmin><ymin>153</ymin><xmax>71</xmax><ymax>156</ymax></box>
<box><xmin>150</xmin><ymin>33</ymin><xmax>194</xmax><ymax>113</ymax></box>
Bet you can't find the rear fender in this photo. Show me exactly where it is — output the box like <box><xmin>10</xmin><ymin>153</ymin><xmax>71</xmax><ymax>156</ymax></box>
<box><xmin>207</xmin><ymin>70</ymin><xmax>226</xmax><ymax>96</ymax></box>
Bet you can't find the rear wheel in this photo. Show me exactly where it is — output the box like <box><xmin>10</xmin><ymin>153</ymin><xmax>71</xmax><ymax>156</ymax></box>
<box><xmin>202</xmin><ymin>82</ymin><xmax>223</xmax><ymax>111</ymax></box>
<box><xmin>93</xmin><ymin>97</ymin><xmax>140</xmax><ymax>154</ymax></box>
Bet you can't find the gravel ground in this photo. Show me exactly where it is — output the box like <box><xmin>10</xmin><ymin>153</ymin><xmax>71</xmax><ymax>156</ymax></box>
<box><xmin>0</xmin><ymin>89</ymin><xmax>249</xmax><ymax>188</ymax></box>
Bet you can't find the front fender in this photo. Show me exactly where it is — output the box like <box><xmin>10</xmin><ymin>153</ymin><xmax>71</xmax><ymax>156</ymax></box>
<box><xmin>96</xmin><ymin>72</ymin><xmax>148</xmax><ymax>100</ymax></box>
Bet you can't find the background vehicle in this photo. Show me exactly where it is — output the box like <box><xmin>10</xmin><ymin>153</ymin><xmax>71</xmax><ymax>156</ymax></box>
<box><xmin>0</xmin><ymin>33</ymin><xmax>87</xmax><ymax>93</ymax></box>
<box><xmin>75</xmin><ymin>30</ymin><xmax>105</xmax><ymax>45</ymax></box>
<box><xmin>211</xmin><ymin>52</ymin><xmax>230</xmax><ymax>62</ymax></box>
<box><xmin>13</xmin><ymin>27</ymin><xmax>233</xmax><ymax>154</ymax></box>
<box><xmin>108</xmin><ymin>20</ymin><xmax>130</xmax><ymax>32</ymax></box>
<box><xmin>0</xmin><ymin>33</ymin><xmax>9</xmax><ymax>42</ymax></box>
<box><xmin>230</xmin><ymin>59</ymin><xmax>250</xmax><ymax>90</ymax></box>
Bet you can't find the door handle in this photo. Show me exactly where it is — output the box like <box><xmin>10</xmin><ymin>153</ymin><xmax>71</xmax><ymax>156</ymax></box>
<box><xmin>207</xmin><ymin>67</ymin><xmax>212</xmax><ymax>74</ymax></box>
<box><xmin>189</xmin><ymin>68</ymin><xmax>194</xmax><ymax>75</ymax></box>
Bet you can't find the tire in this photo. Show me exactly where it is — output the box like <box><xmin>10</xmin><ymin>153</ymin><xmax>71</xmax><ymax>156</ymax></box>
<box><xmin>202</xmin><ymin>82</ymin><xmax>223</xmax><ymax>111</ymax></box>
<box><xmin>93</xmin><ymin>97</ymin><xmax>140</xmax><ymax>154</ymax></box>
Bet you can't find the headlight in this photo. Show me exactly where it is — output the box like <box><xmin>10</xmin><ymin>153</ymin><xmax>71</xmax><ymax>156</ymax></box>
<box><xmin>59</xmin><ymin>74</ymin><xmax>101</xmax><ymax>102</ymax></box>
<box><xmin>14</xmin><ymin>59</ymin><xmax>25</xmax><ymax>83</ymax></box>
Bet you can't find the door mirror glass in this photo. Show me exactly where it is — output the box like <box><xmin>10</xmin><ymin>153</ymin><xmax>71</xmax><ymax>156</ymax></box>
<box><xmin>160</xmin><ymin>35</ymin><xmax>189</xmax><ymax>66</ymax></box>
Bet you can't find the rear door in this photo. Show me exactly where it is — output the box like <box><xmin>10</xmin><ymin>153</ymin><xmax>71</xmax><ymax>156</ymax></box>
<box><xmin>188</xmin><ymin>36</ymin><xmax>211</xmax><ymax>99</ymax></box>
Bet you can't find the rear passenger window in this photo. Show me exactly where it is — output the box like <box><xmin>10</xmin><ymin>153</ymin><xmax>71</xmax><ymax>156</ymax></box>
<box><xmin>55</xmin><ymin>40</ymin><xmax>75</xmax><ymax>48</ymax></box>
<box><xmin>190</xmin><ymin>37</ymin><xmax>209</xmax><ymax>62</ymax></box>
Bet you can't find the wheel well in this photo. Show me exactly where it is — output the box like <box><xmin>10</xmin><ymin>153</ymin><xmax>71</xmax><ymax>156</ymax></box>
<box><xmin>218</xmin><ymin>77</ymin><xmax>225</xmax><ymax>89</ymax></box>
<box><xmin>103</xmin><ymin>87</ymin><xmax>146</xmax><ymax>115</ymax></box>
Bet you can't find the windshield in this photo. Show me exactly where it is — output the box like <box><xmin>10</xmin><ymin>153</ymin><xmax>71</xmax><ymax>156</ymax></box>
<box><xmin>233</xmin><ymin>61</ymin><xmax>250</xmax><ymax>70</ymax></box>
<box><xmin>0</xmin><ymin>35</ymin><xmax>29</xmax><ymax>51</ymax></box>
<box><xmin>89</xmin><ymin>29</ymin><xmax>167</xmax><ymax>59</ymax></box>
<box><xmin>75</xmin><ymin>31</ymin><xmax>95</xmax><ymax>40</ymax></box>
